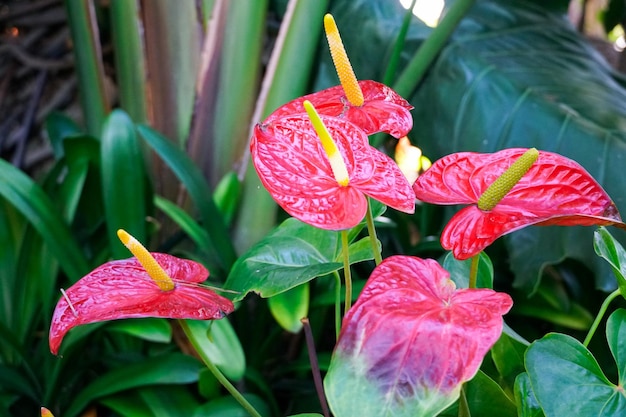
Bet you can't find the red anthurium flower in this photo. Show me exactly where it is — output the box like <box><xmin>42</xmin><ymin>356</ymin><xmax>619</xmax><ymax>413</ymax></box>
<box><xmin>49</xmin><ymin>230</ymin><xmax>234</xmax><ymax>355</ymax></box>
<box><xmin>264</xmin><ymin>15</ymin><xmax>412</xmax><ymax>138</ymax></box>
<box><xmin>324</xmin><ymin>255</ymin><xmax>513</xmax><ymax>417</ymax></box>
<box><xmin>413</xmin><ymin>148</ymin><xmax>626</xmax><ymax>260</ymax></box>
<box><xmin>251</xmin><ymin>103</ymin><xmax>415</xmax><ymax>230</ymax></box>
<box><xmin>264</xmin><ymin>80</ymin><xmax>413</xmax><ymax>139</ymax></box>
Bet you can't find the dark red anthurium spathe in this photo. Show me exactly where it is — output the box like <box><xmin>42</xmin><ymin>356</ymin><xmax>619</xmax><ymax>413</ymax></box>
<box><xmin>251</xmin><ymin>111</ymin><xmax>415</xmax><ymax>230</ymax></box>
<box><xmin>324</xmin><ymin>256</ymin><xmax>513</xmax><ymax>417</ymax></box>
<box><xmin>264</xmin><ymin>80</ymin><xmax>413</xmax><ymax>139</ymax></box>
<box><xmin>413</xmin><ymin>148</ymin><xmax>626</xmax><ymax>260</ymax></box>
<box><xmin>49</xmin><ymin>233</ymin><xmax>234</xmax><ymax>355</ymax></box>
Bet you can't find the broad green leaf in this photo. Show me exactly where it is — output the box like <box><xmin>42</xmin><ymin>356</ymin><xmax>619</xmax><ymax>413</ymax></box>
<box><xmin>443</xmin><ymin>251</ymin><xmax>494</xmax><ymax>289</ymax></box>
<box><xmin>184</xmin><ymin>319</ymin><xmax>245</xmax><ymax>381</ymax></box>
<box><xmin>234</xmin><ymin>0</ymin><xmax>330</xmax><ymax>253</ymax></box>
<box><xmin>65</xmin><ymin>353</ymin><xmax>202</xmax><ymax>417</ymax></box>
<box><xmin>490</xmin><ymin>331</ymin><xmax>528</xmax><ymax>395</ymax></box>
<box><xmin>213</xmin><ymin>171</ymin><xmax>241</xmax><ymax>227</ymax></box>
<box><xmin>44</xmin><ymin>111</ymin><xmax>82</xmax><ymax>158</ymax></box>
<box><xmin>105</xmin><ymin>318</ymin><xmax>172</xmax><ymax>344</ymax></box>
<box><xmin>64</xmin><ymin>0</ymin><xmax>109</xmax><ymax>136</ymax></box>
<box><xmin>0</xmin><ymin>158</ymin><xmax>89</xmax><ymax>281</ymax></box>
<box><xmin>594</xmin><ymin>227</ymin><xmax>626</xmax><ymax>298</ymax></box>
<box><xmin>514</xmin><ymin>373</ymin><xmax>545</xmax><ymax>417</ymax></box>
<box><xmin>410</xmin><ymin>0</ymin><xmax>626</xmax><ymax>291</ymax></box>
<box><xmin>154</xmin><ymin>195</ymin><xmax>211</xmax><ymax>251</ymax></box>
<box><xmin>101</xmin><ymin>110</ymin><xmax>148</xmax><ymax>259</ymax></box>
<box><xmin>607</xmin><ymin>309</ymin><xmax>626</xmax><ymax>386</ymax></box>
<box><xmin>525</xmin><ymin>332</ymin><xmax>626</xmax><ymax>416</ymax></box>
<box><xmin>268</xmin><ymin>283</ymin><xmax>309</xmax><ymax>333</ymax></box>
<box><xmin>0</xmin><ymin>200</ymin><xmax>19</xmax><ymax>326</ymax></box>
<box><xmin>224</xmin><ymin>218</ymin><xmax>376</xmax><ymax>301</ymax></box>
<box><xmin>193</xmin><ymin>394</ymin><xmax>271</xmax><ymax>417</ymax></box>
<box><xmin>137</xmin><ymin>124</ymin><xmax>236</xmax><ymax>273</ymax></box>
<box><xmin>101</xmin><ymin>385</ymin><xmax>199</xmax><ymax>417</ymax></box>
<box><xmin>439</xmin><ymin>371</ymin><xmax>517</xmax><ymax>417</ymax></box>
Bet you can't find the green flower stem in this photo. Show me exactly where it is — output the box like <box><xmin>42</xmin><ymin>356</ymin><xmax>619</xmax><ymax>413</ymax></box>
<box><xmin>366</xmin><ymin>198</ymin><xmax>382</xmax><ymax>265</ymax></box>
<box><xmin>341</xmin><ymin>229</ymin><xmax>353</xmax><ymax>313</ymax></box>
<box><xmin>468</xmin><ymin>254</ymin><xmax>479</xmax><ymax>289</ymax></box>
<box><xmin>393</xmin><ymin>0</ymin><xmax>476</xmax><ymax>98</ymax></box>
<box><xmin>583</xmin><ymin>289</ymin><xmax>621</xmax><ymax>347</ymax></box>
<box><xmin>334</xmin><ymin>271</ymin><xmax>341</xmax><ymax>339</ymax></box>
<box><xmin>179</xmin><ymin>320</ymin><xmax>262</xmax><ymax>417</ymax></box>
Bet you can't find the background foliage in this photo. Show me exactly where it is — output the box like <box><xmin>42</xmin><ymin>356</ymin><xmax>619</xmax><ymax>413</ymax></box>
<box><xmin>1</xmin><ymin>0</ymin><xmax>626</xmax><ymax>415</ymax></box>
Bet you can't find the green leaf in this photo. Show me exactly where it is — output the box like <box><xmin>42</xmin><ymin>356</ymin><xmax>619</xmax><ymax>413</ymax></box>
<box><xmin>0</xmin><ymin>158</ymin><xmax>89</xmax><ymax>281</ymax></box>
<box><xmin>44</xmin><ymin>111</ymin><xmax>82</xmax><ymax>158</ymax></box>
<box><xmin>183</xmin><ymin>319</ymin><xmax>246</xmax><ymax>381</ymax></box>
<box><xmin>105</xmin><ymin>318</ymin><xmax>172</xmax><ymax>344</ymax></box>
<box><xmin>411</xmin><ymin>0</ymin><xmax>626</xmax><ymax>291</ymax></box>
<box><xmin>101</xmin><ymin>110</ymin><xmax>148</xmax><ymax>259</ymax></box>
<box><xmin>137</xmin><ymin>124</ymin><xmax>236</xmax><ymax>272</ymax></box>
<box><xmin>65</xmin><ymin>353</ymin><xmax>202</xmax><ymax>417</ymax></box>
<box><xmin>213</xmin><ymin>171</ymin><xmax>241</xmax><ymax>227</ymax></box>
<box><xmin>514</xmin><ymin>373</ymin><xmax>545</xmax><ymax>417</ymax></box>
<box><xmin>490</xmin><ymin>331</ymin><xmax>529</xmax><ymax>395</ymax></box>
<box><xmin>224</xmin><ymin>218</ymin><xmax>375</xmax><ymax>301</ymax></box>
<box><xmin>443</xmin><ymin>251</ymin><xmax>494</xmax><ymax>289</ymax></box>
<box><xmin>101</xmin><ymin>385</ymin><xmax>200</xmax><ymax>417</ymax></box>
<box><xmin>594</xmin><ymin>227</ymin><xmax>626</xmax><ymax>298</ymax></box>
<box><xmin>439</xmin><ymin>371</ymin><xmax>517</xmax><ymax>417</ymax></box>
<box><xmin>193</xmin><ymin>394</ymin><xmax>271</xmax><ymax>417</ymax></box>
<box><xmin>525</xmin><ymin>332</ymin><xmax>626</xmax><ymax>416</ymax></box>
<box><xmin>607</xmin><ymin>309</ymin><xmax>626</xmax><ymax>386</ymax></box>
<box><xmin>154</xmin><ymin>195</ymin><xmax>212</xmax><ymax>251</ymax></box>
<box><xmin>268</xmin><ymin>283</ymin><xmax>309</xmax><ymax>333</ymax></box>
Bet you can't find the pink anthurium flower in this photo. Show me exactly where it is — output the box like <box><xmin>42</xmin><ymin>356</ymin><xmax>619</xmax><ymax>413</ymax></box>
<box><xmin>413</xmin><ymin>148</ymin><xmax>626</xmax><ymax>260</ymax></box>
<box><xmin>264</xmin><ymin>80</ymin><xmax>413</xmax><ymax>139</ymax></box>
<box><xmin>264</xmin><ymin>15</ymin><xmax>412</xmax><ymax>138</ymax></box>
<box><xmin>251</xmin><ymin>102</ymin><xmax>415</xmax><ymax>230</ymax></box>
<box><xmin>324</xmin><ymin>255</ymin><xmax>513</xmax><ymax>417</ymax></box>
<box><xmin>49</xmin><ymin>230</ymin><xmax>234</xmax><ymax>355</ymax></box>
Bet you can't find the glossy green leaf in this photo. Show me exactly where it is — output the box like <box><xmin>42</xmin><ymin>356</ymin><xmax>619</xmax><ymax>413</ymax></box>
<box><xmin>101</xmin><ymin>110</ymin><xmax>147</xmax><ymax>259</ymax></box>
<box><xmin>100</xmin><ymin>385</ymin><xmax>199</xmax><ymax>417</ymax></box>
<box><xmin>213</xmin><ymin>171</ymin><xmax>241</xmax><ymax>227</ymax></box>
<box><xmin>439</xmin><ymin>371</ymin><xmax>517</xmax><ymax>417</ymax></box>
<box><xmin>268</xmin><ymin>283</ymin><xmax>309</xmax><ymax>333</ymax></box>
<box><xmin>225</xmin><ymin>218</ymin><xmax>376</xmax><ymax>301</ymax></box>
<box><xmin>0</xmin><ymin>200</ymin><xmax>19</xmax><ymax>326</ymax></box>
<box><xmin>183</xmin><ymin>319</ymin><xmax>245</xmax><ymax>381</ymax></box>
<box><xmin>443</xmin><ymin>251</ymin><xmax>493</xmax><ymax>289</ymax></box>
<box><xmin>193</xmin><ymin>394</ymin><xmax>271</xmax><ymax>417</ymax></box>
<box><xmin>514</xmin><ymin>373</ymin><xmax>545</xmax><ymax>417</ymax></box>
<box><xmin>490</xmin><ymin>331</ymin><xmax>529</xmax><ymax>395</ymax></box>
<box><xmin>105</xmin><ymin>318</ymin><xmax>172</xmax><ymax>344</ymax></box>
<box><xmin>0</xmin><ymin>158</ymin><xmax>89</xmax><ymax>281</ymax></box>
<box><xmin>594</xmin><ymin>227</ymin><xmax>626</xmax><ymax>298</ymax></box>
<box><xmin>411</xmin><ymin>0</ymin><xmax>626</xmax><ymax>291</ymax></box>
<box><xmin>607</xmin><ymin>309</ymin><xmax>626</xmax><ymax>386</ymax></box>
<box><xmin>64</xmin><ymin>0</ymin><xmax>109</xmax><ymax>135</ymax></box>
<box><xmin>154</xmin><ymin>195</ymin><xmax>212</xmax><ymax>251</ymax></box>
<box><xmin>65</xmin><ymin>353</ymin><xmax>202</xmax><ymax>417</ymax></box>
<box><xmin>234</xmin><ymin>0</ymin><xmax>330</xmax><ymax>253</ymax></box>
<box><xmin>137</xmin><ymin>124</ymin><xmax>236</xmax><ymax>271</ymax></box>
<box><xmin>44</xmin><ymin>112</ymin><xmax>83</xmax><ymax>158</ymax></box>
<box><xmin>525</xmin><ymin>329</ymin><xmax>626</xmax><ymax>417</ymax></box>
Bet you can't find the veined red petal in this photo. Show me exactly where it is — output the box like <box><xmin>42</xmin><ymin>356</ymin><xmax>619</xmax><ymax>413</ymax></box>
<box><xmin>414</xmin><ymin>148</ymin><xmax>625</xmax><ymax>258</ymax></box>
<box><xmin>326</xmin><ymin>256</ymin><xmax>512</xmax><ymax>416</ymax></box>
<box><xmin>265</xmin><ymin>80</ymin><xmax>413</xmax><ymax>138</ymax></box>
<box><xmin>251</xmin><ymin>114</ymin><xmax>414</xmax><ymax>229</ymax></box>
<box><xmin>49</xmin><ymin>254</ymin><xmax>234</xmax><ymax>355</ymax></box>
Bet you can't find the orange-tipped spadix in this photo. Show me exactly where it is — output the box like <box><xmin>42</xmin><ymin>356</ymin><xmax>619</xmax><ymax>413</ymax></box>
<box><xmin>324</xmin><ymin>14</ymin><xmax>364</xmax><ymax>107</ymax></box>
<box><xmin>117</xmin><ymin>229</ymin><xmax>175</xmax><ymax>291</ymax></box>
